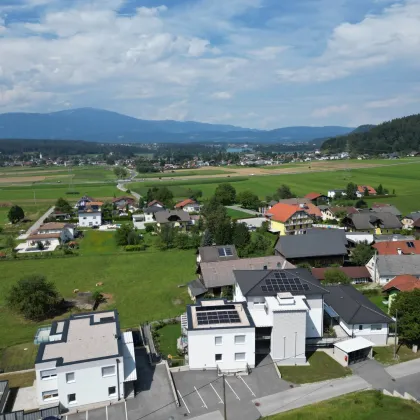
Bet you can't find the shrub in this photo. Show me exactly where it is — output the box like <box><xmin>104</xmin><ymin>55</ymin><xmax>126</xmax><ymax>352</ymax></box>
<box><xmin>145</xmin><ymin>224</ymin><xmax>155</xmax><ymax>233</ymax></box>
<box><xmin>125</xmin><ymin>244</ymin><xmax>147</xmax><ymax>252</ymax></box>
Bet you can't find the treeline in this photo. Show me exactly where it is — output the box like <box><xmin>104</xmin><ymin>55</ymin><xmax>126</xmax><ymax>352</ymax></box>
<box><xmin>321</xmin><ymin>113</ymin><xmax>420</xmax><ymax>154</ymax></box>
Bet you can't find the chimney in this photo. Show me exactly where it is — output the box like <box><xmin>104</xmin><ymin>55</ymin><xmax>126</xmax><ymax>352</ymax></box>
<box><xmin>397</xmin><ymin>248</ymin><xmax>402</xmax><ymax>255</ymax></box>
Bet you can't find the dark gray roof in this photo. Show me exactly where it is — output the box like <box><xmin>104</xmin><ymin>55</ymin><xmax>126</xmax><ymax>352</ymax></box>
<box><xmin>347</xmin><ymin>212</ymin><xmax>402</xmax><ymax>230</ymax></box>
<box><xmin>187</xmin><ymin>279</ymin><xmax>208</xmax><ymax>297</ymax></box>
<box><xmin>406</xmin><ymin>212</ymin><xmax>420</xmax><ymax>221</ymax></box>
<box><xmin>234</xmin><ymin>268</ymin><xmax>329</xmax><ymax>297</ymax></box>
<box><xmin>275</xmin><ymin>229</ymin><xmax>348</xmax><ymax>259</ymax></box>
<box><xmin>198</xmin><ymin>245</ymin><xmax>239</xmax><ymax>263</ymax></box>
<box><xmin>155</xmin><ymin>209</ymin><xmax>191</xmax><ymax>223</ymax></box>
<box><xmin>268</xmin><ymin>200</ymin><xmax>279</xmax><ymax>206</ymax></box>
<box><xmin>371</xmin><ymin>205</ymin><xmax>401</xmax><ymax>217</ymax></box>
<box><xmin>324</xmin><ymin>285</ymin><xmax>392</xmax><ymax>325</ymax></box>
<box><xmin>143</xmin><ymin>205</ymin><xmax>166</xmax><ymax>214</ymax></box>
<box><xmin>376</xmin><ymin>255</ymin><xmax>420</xmax><ymax>276</ymax></box>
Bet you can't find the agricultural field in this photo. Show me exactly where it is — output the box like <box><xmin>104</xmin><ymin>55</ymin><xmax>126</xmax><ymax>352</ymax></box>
<box><xmin>137</xmin><ymin>169</ymin><xmax>233</xmax><ymax>178</ymax></box>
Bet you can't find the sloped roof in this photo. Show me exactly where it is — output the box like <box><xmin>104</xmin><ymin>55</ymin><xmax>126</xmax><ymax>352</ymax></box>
<box><xmin>198</xmin><ymin>245</ymin><xmax>239</xmax><ymax>263</ymax></box>
<box><xmin>324</xmin><ymin>285</ymin><xmax>392</xmax><ymax>324</ymax></box>
<box><xmin>375</xmin><ymin>255</ymin><xmax>420</xmax><ymax>276</ymax></box>
<box><xmin>347</xmin><ymin>212</ymin><xmax>402</xmax><ymax>230</ymax></box>
<box><xmin>370</xmin><ymin>204</ymin><xmax>402</xmax><ymax>217</ymax></box>
<box><xmin>373</xmin><ymin>240</ymin><xmax>420</xmax><ymax>255</ymax></box>
<box><xmin>147</xmin><ymin>200</ymin><xmax>164</xmax><ymax>207</ymax></box>
<box><xmin>267</xmin><ymin>203</ymin><xmax>301</xmax><ymax>222</ymax></box>
<box><xmin>175</xmin><ymin>198</ymin><xmax>197</xmax><ymax>208</ymax></box>
<box><xmin>330</xmin><ymin>206</ymin><xmax>358</xmax><ymax>215</ymax></box>
<box><xmin>155</xmin><ymin>209</ymin><xmax>191</xmax><ymax>223</ymax></box>
<box><xmin>187</xmin><ymin>279</ymin><xmax>208</xmax><ymax>297</ymax></box>
<box><xmin>304</xmin><ymin>192</ymin><xmax>324</xmax><ymax>200</ymax></box>
<box><xmin>144</xmin><ymin>205</ymin><xmax>166</xmax><ymax>214</ymax></box>
<box><xmin>39</xmin><ymin>222</ymin><xmax>67</xmax><ymax>230</ymax></box>
<box><xmin>275</xmin><ymin>229</ymin><xmax>348</xmax><ymax>259</ymax></box>
<box><xmin>357</xmin><ymin>185</ymin><xmax>376</xmax><ymax>194</ymax></box>
<box><xmin>312</xmin><ymin>266</ymin><xmax>371</xmax><ymax>280</ymax></box>
<box><xmin>405</xmin><ymin>212</ymin><xmax>420</xmax><ymax>222</ymax></box>
<box><xmin>234</xmin><ymin>268</ymin><xmax>329</xmax><ymax>297</ymax></box>
<box><xmin>27</xmin><ymin>232</ymin><xmax>61</xmax><ymax>240</ymax></box>
<box><xmin>383</xmin><ymin>275</ymin><xmax>420</xmax><ymax>292</ymax></box>
<box><xmin>112</xmin><ymin>196</ymin><xmax>135</xmax><ymax>203</ymax></box>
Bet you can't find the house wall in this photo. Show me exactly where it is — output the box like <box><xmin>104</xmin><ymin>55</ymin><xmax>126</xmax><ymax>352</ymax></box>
<box><xmin>339</xmin><ymin>319</ymin><xmax>389</xmax><ymax>345</ymax></box>
<box><xmin>78</xmin><ymin>212</ymin><xmax>102</xmax><ymax>227</ymax></box>
<box><xmin>271</xmin><ymin>310</ymin><xmax>306</xmax><ymax>365</ymax></box>
<box><xmin>332</xmin><ymin>346</ymin><xmax>350</xmax><ymax>367</ymax></box>
<box><xmin>36</xmin><ymin>357</ymin><xmax>125</xmax><ymax>410</ymax></box>
<box><xmin>0</xmin><ymin>381</ymin><xmax>9</xmax><ymax>413</ymax></box>
<box><xmin>233</xmin><ymin>283</ymin><xmax>246</xmax><ymax>302</ymax></box>
<box><xmin>270</xmin><ymin>220</ymin><xmax>286</xmax><ymax>235</ymax></box>
<box><xmin>187</xmin><ymin>327</ymin><xmax>255</xmax><ymax>371</ymax></box>
<box><xmin>305</xmin><ymin>295</ymin><xmax>323</xmax><ymax>338</ymax></box>
<box><xmin>402</xmin><ymin>218</ymin><xmax>413</xmax><ymax>230</ymax></box>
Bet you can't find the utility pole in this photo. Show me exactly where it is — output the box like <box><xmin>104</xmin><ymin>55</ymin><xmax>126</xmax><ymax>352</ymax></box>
<box><xmin>393</xmin><ymin>309</ymin><xmax>398</xmax><ymax>360</ymax></box>
<box><xmin>223</xmin><ymin>374</ymin><xmax>227</xmax><ymax>420</ymax></box>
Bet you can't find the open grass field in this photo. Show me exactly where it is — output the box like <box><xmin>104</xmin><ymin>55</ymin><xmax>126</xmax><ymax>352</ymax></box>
<box><xmin>279</xmin><ymin>351</ymin><xmax>351</xmax><ymax>384</ymax></box>
<box><xmin>137</xmin><ymin>169</ymin><xmax>233</xmax><ymax>178</ymax></box>
<box><xmin>373</xmin><ymin>345</ymin><xmax>420</xmax><ymax>366</ymax></box>
<box><xmin>265</xmin><ymin>390</ymin><xmax>420</xmax><ymax>419</ymax></box>
<box><xmin>79</xmin><ymin>230</ymin><xmax>121</xmax><ymax>255</ymax></box>
<box><xmin>226</xmin><ymin>208</ymin><xmax>256</xmax><ymax>220</ymax></box>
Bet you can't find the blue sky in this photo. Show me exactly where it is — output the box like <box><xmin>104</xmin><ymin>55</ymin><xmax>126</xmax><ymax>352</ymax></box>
<box><xmin>0</xmin><ymin>0</ymin><xmax>419</xmax><ymax>129</ymax></box>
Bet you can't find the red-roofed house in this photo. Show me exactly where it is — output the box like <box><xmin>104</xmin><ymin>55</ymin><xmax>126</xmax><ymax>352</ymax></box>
<box><xmin>356</xmin><ymin>185</ymin><xmax>377</xmax><ymax>197</ymax></box>
<box><xmin>304</xmin><ymin>192</ymin><xmax>328</xmax><ymax>203</ymax></box>
<box><xmin>373</xmin><ymin>240</ymin><xmax>420</xmax><ymax>255</ymax></box>
<box><xmin>383</xmin><ymin>274</ymin><xmax>420</xmax><ymax>310</ymax></box>
<box><xmin>266</xmin><ymin>203</ymin><xmax>316</xmax><ymax>235</ymax></box>
<box><xmin>174</xmin><ymin>198</ymin><xmax>201</xmax><ymax>213</ymax></box>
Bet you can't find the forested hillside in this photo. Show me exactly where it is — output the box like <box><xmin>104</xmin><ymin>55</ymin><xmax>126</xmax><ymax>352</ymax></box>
<box><xmin>321</xmin><ymin>114</ymin><xmax>420</xmax><ymax>154</ymax></box>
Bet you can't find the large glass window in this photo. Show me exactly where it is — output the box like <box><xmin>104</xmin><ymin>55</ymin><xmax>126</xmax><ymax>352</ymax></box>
<box><xmin>101</xmin><ymin>366</ymin><xmax>116</xmax><ymax>377</ymax></box>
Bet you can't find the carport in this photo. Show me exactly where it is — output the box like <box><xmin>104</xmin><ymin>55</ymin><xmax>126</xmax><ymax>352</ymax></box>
<box><xmin>333</xmin><ymin>337</ymin><xmax>374</xmax><ymax>366</ymax></box>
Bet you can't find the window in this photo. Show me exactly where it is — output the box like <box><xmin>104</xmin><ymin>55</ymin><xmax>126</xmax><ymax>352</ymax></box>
<box><xmin>101</xmin><ymin>366</ymin><xmax>116</xmax><ymax>377</ymax></box>
<box><xmin>371</xmin><ymin>324</ymin><xmax>382</xmax><ymax>331</ymax></box>
<box><xmin>359</xmin><ymin>325</ymin><xmax>363</xmax><ymax>330</ymax></box>
<box><xmin>66</xmin><ymin>372</ymin><xmax>75</xmax><ymax>383</ymax></box>
<box><xmin>215</xmin><ymin>336</ymin><xmax>222</xmax><ymax>346</ymax></box>
<box><xmin>67</xmin><ymin>393</ymin><xmax>76</xmax><ymax>404</ymax></box>
<box><xmin>215</xmin><ymin>354</ymin><xmax>222</xmax><ymax>362</ymax></box>
<box><xmin>217</xmin><ymin>247</ymin><xmax>233</xmax><ymax>257</ymax></box>
<box><xmin>234</xmin><ymin>335</ymin><xmax>246</xmax><ymax>345</ymax></box>
<box><xmin>93</xmin><ymin>216</ymin><xmax>97</xmax><ymax>219</ymax></box>
<box><xmin>108</xmin><ymin>386</ymin><xmax>117</xmax><ymax>397</ymax></box>
<box><xmin>42</xmin><ymin>390</ymin><xmax>59</xmax><ymax>401</ymax></box>
<box><xmin>40</xmin><ymin>369</ymin><xmax>57</xmax><ymax>380</ymax></box>
<box><xmin>83</xmin><ymin>217</ymin><xmax>87</xmax><ymax>219</ymax></box>
<box><xmin>235</xmin><ymin>353</ymin><xmax>246</xmax><ymax>361</ymax></box>
<box><xmin>407</xmin><ymin>241</ymin><xmax>415</xmax><ymax>248</ymax></box>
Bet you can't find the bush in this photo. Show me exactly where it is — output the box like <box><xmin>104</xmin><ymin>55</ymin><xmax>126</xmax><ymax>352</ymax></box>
<box><xmin>125</xmin><ymin>244</ymin><xmax>147</xmax><ymax>252</ymax></box>
<box><xmin>145</xmin><ymin>224</ymin><xmax>155</xmax><ymax>233</ymax></box>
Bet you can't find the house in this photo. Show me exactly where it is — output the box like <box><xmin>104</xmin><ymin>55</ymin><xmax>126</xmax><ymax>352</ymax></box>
<box><xmin>132</xmin><ymin>204</ymin><xmax>166</xmax><ymax>229</ymax></box>
<box><xmin>373</xmin><ymin>240</ymin><xmax>420</xmax><ymax>255</ymax></box>
<box><xmin>75</xmin><ymin>196</ymin><xmax>95</xmax><ymax>209</ymax></box>
<box><xmin>323</xmin><ymin>285</ymin><xmax>392</xmax><ymax>345</ymax></box>
<box><xmin>196</xmin><ymin>245</ymin><xmax>239</xmax><ymax>265</ymax></box>
<box><xmin>401</xmin><ymin>211</ymin><xmax>420</xmax><ymax>230</ymax></box>
<box><xmin>356</xmin><ymin>185</ymin><xmax>377</xmax><ymax>198</ymax></box>
<box><xmin>25</xmin><ymin>223</ymin><xmax>76</xmax><ymax>251</ymax></box>
<box><xmin>186</xmin><ymin>300</ymin><xmax>255</xmax><ymax>372</ymax></box>
<box><xmin>38</xmin><ymin>222</ymin><xmax>76</xmax><ymax>241</ymax></box>
<box><xmin>346</xmin><ymin>232</ymin><xmax>374</xmax><ymax>247</ymax></box>
<box><xmin>343</xmin><ymin>212</ymin><xmax>402</xmax><ymax>234</ymax></box>
<box><xmin>366</xmin><ymin>254</ymin><xmax>420</xmax><ymax>284</ymax></box>
<box><xmin>311</xmin><ymin>267</ymin><xmax>371</xmax><ymax>284</ymax></box>
<box><xmin>304</xmin><ymin>192</ymin><xmax>328</xmax><ymax>203</ymax></box>
<box><xmin>78</xmin><ymin>202</ymin><xmax>103</xmax><ymax>227</ymax></box>
<box><xmin>175</xmin><ymin>198</ymin><xmax>201</xmax><ymax>213</ymax></box>
<box><xmin>374</xmin><ymin>233</ymin><xmax>416</xmax><ymax>243</ymax></box>
<box><xmin>370</xmin><ymin>204</ymin><xmax>402</xmax><ymax>219</ymax></box>
<box><xmin>327</xmin><ymin>189</ymin><xmax>347</xmax><ymax>199</ymax></box>
<box><xmin>190</xmin><ymin>255</ymin><xmax>294</xmax><ymax>300</ymax></box>
<box><xmin>414</xmin><ymin>218</ymin><xmax>420</xmax><ymax>234</ymax></box>
<box><xmin>321</xmin><ymin>206</ymin><xmax>358</xmax><ymax>222</ymax></box>
<box><xmin>147</xmin><ymin>200</ymin><xmax>164</xmax><ymax>208</ymax></box>
<box><xmin>233</xmin><ymin>268</ymin><xmax>329</xmax><ymax>365</ymax></box>
<box><xmin>52</xmin><ymin>211</ymin><xmax>72</xmax><ymax>221</ymax></box>
<box><xmin>265</xmin><ymin>203</ymin><xmax>318</xmax><ymax>235</ymax></box>
<box><xmin>35</xmin><ymin>311</ymin><xmax>137</xmax><ymax>410</ymax></box>
<box><xmin>274</xmin><ymin>229</ymin><xmax>348</xmax><ymax>266</ymax></box>
<box><xmin>112</xmin><ymin>196</ymin><xmax>136</xmax><ymax>208</ymax></box>
<box><xmin>382</xmin><ymin>275</ymin><xmax>420</xmax><ymax>309</ymax></box>
<box><xmin>154</xmin><ymin>210</ymin><xmax>193</xmax><ymax>231</ymax></box>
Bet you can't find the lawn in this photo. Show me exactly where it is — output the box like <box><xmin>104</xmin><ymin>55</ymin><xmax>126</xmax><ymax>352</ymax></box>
<box><xmin>373</xmin><ymin>345</ymin><xmax>420</xmax><ymax>366</ymax></box>
<box><xmin>279</xmin><ymin>351</ymin><xmax>351</xmax><ymax>384</ymax></box>
<box><xmin>226</xmin><ymin>208</ymin><xmax>257</xmax><ymax>220</ymax></box>
<box><xmin>0</xmin><ymin>249</ymin><xmax>196</xmax><ymax>349</ymax></box>
<box><xmin>79</xmin><ymin>230</ymin><xmax>120</xmax><ymax>255</ymax></box>
<box><xmin>0</xmin><ymin>371</ymin><xmax>36</xmax><ymax>388</ymax></box>
<box><xmin>265</xmin><ymin>390</ymin><xmax>420</xmax><ymax>419</ymax></box>
<box><xmin>156</xmin><ymin>323</ymin><xmax>181</xmax><ymax>357</ymax></box>
<box><xmin>368</xmin><ymin>295</ymin><xmax>389</xmax><ymax>313</ymax></box>
<box><xmin>0</xmin><ymin>342</ymin><xmax>38</xmax><ymax>372</ymax></box>
<box><xmin>137</xmin><ymin>169</ymin><xmax>233</xmax><ymax>178</ymax></box>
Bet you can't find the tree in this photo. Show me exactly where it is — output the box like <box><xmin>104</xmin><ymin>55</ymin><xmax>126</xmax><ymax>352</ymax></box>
<box><xmin>6</xmin><ymin>275</ymin><xmax>62</xmax><ymax>321</ymax></box>
<box><xmin>156</xmin><ymin>224</ymin><xmax>177</xmax><ymax>250</ymax></box>
<box><xmin>376</xmin><ymin>184</ymin><xmax>384</xmax><ymax>195</ymax></box>
<box><xmin>102</xmin><ymin>202</ymin><xmax>114</xmax><ymax>221</ymax></box>
<box><xmin>115</xmin><ymin>223</ymin><xmax>134</xmax><ymax>246</ymax></box>
<box><xmin>8</xmin><ymin>205</ymin><xmax>24</xmax><ymax>224</ymax></box>
<box><xmin>236</xmin><ymin>190</ymin><xmax>261</xmax><ymax>211</ymax></box>
<box><xmin>214</xmin><ymin>218</ymin><xmax>234</xmax><ymax>245</ymax></box>
<box><xmin>114</xmin><ymin>167</ymin><xmax>128</xmax><ymax>179</ymax></box>
<box><xmin>55</xmin><ymin>197</ymin><xmax>72</xmax><ymax>213</ymax></box>
<box><xmin>345</xmin><ymin>183</ymin><xmax>358</xmax><ymax>200</ymax></box>
<box><xmin>186</xmin><ymin>188</ymin><xmax>203</xmax><ymax>201</ymax></box>
<box><xmin>174</xmin><ymin>233</ymin><xmax>191</xmax><ymax>249</ymax></box>
<box><xmin>214</xmin><ymin>183</ymin><xmax>236</xmax><ymax>205</ymax></box>
<box><xmin>232</xmin><ymin>222</ymin><xmax>251</xmax><ymax>250</ymax></box>
<box><xmin>127</xmin><ymin>230</ymin><xmax>142</xmax><ymax>245</ymax></box>
<box><xmin>5</xmin><ymin>235</ymin><xmax>16</xmax><ymax>250</ymax></box>
<box><xmin>276</xmin><ymin>184</ymin><xmax>295</xmax><ymax>200</ymax></box>
<box><xmin>391</xmin><ymin>290</ymin><xmax>420</xmax><ymax>343</ymax></box>
<box><xmin>201</xmin><ymin>197</ymin><xmax>229</xmax><ymax>237</ymax></box>
<box><xmin>350</xmin><ymin>241</ymin><xmax>375</xmax><ymax>266</ymax></box>
<box><xmin>146</xmin><ymin>187</ymin><xmax>174</xmax><ymax>207</ymax></box>
<box><xmin>363</xmin><ymin>187</ymin><xmax>370</xmax><ymax>197</ymax></box>
<box><xmin>324</xmin><ymin>268</ymin><xmax>351</xmax><ymax>284</ymax></box>
<box><xmin>36</xmin><ymin>241</ymin><xmax>45</xmax><ymax>251</ymax></box>
<box><xmin>244</xmin><ymin>233</ymin><xmax>271</xmax><ymax>257</ymax></box>
<box><xmin>138</xmin><ymin>197</ymin><xmax>146</xmax><ymax>209</ymax></box>
<box><xmin>201</xmin><ymin>229</ymin><xmax>213</xmax><ymax>247</ymax></box>
<box><xmin>355</xmin><ymin>199</ymin><xmax>368</xmax><ymax>209</ymax></box>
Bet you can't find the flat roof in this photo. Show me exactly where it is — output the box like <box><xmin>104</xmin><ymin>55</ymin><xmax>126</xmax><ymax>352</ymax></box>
<box><xmin>39</xmin><ymin>311</ymin><xmax>120</xmax><ymax>365</ymax></box>
<box><xmin>334</xmin><ymin>337</ymin><xmax>374</xmax><ymax>353</ymax></box>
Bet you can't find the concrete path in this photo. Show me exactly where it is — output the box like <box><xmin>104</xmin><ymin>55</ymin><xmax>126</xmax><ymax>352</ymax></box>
<box><xmin>226</xmin><ymin>205</ymin><xmax>259</xmax><ymax>215</ymax></box>
<box><xmin>16</xmin><ymin>206</ymin><xmax>54</xmax><ymax>240</ymax></box>
<box><xmin>254</xmin><ymin>375</ymin><xmax>371</xmax><ymax>417</ymax></box>
<box><xmin>386</xmin><ymin>358</ymin><xmax>420</xmax><ymax>379</ymax></box>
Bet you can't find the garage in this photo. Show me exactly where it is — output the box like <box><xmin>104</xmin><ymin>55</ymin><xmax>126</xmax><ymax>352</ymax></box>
<box><xmin>333</xmin><ymin>337</ymin><xmax>374</xmax><ymax>366</ymax></box>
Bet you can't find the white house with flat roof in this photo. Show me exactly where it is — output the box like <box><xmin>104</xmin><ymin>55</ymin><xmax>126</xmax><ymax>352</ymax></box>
<box><xmin>35</xmin><ymin>311</ymin><xmax>136</xmax><ymax>411</ymax></box>
<box><xmin>186</xmin><ymin>300</ymin><xmax>255</xmax><ymax>373</ymax></box>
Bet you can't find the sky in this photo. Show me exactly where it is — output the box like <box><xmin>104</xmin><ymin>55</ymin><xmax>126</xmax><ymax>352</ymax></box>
<box><xmin>0</xmin><ymin>0</ymin><xmax>420</xmax><ymax>129</ymax></box>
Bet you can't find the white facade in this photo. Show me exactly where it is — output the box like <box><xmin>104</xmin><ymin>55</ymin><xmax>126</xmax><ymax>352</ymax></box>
<box><xmin>78</xmin><ymin>211</ymin><xmax>102</xmax><ymax>227</ymax></box>
<box><xmin>327</xmin><ymin>190</ymin><xmax>347</xmax><ymax>199</ymax></box>
<box><xmin>339</xmin><ymin>319</ymin><xmax>389</xmax><ymax>346</ymax></box>
<box><xmin>183</xmin><ymin>203</ymin><xmax>201</xmax><ymax>213</ymax></box>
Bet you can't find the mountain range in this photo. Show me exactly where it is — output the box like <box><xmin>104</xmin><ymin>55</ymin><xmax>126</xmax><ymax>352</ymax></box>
<box><xmin>0</xmin><ymin>108</ymin><xmax>354</xmax><ymax>144</ymax></box>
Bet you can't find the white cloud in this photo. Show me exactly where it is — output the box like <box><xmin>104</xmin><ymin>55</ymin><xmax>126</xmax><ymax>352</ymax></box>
<box><xmin>211</xmin><ymin>91</ymin><xmax>232</xmax><ymax>100</ymax></box>
<box><xmin>364</xmin><ymin>95</ymin><xmax>419</xmax><ymax>109</ymax></box>
<box><xmin>248</xmin><ymin>46</ymin><xmax>289</xmax><ymax>60</ymax></box>
<box><xmin>311</xmin><ymin>104</ymin><xmax>348</xmax><ymax>118</ymax></box>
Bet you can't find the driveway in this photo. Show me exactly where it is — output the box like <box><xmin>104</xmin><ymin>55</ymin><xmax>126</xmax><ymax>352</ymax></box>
<box><xmin>16</xmin><ymin>206</ymin><xmax>55</xmax><ymax>240</ymax></box>
<box><xmin>225</xmin><ymin>205</ymin><xmax>259</xmax><ymax>215</ymax></box>
<box><xmin>351</xmin><ymin>359</ymin><xmax>396</xmax><ymax>390</ymax></box>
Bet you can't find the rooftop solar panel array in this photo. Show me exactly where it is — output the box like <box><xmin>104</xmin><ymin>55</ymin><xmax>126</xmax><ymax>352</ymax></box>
<box><xmin>218</xmin><ymin>247</ymin><xmax>233</xmax><ymax>257</ymax></box>
<box><xmin>261</xmin><ymin>273</ymin><xmax>310</xmax><ymax>293</ymax></box>
<box><xmin>196</xmin><ymin>309</ymin><xmax>241</xmax><ymax>325</ymax></box>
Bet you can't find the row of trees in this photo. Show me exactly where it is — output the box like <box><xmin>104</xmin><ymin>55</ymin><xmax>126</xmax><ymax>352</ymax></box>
<box><xmin>214</xmin><ymin>183</ymin><xmax>261</xmax><ymax>210</ymax></box>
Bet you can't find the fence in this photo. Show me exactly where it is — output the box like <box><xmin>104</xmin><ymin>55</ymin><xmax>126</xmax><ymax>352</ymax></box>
<box><xmin>0</xmin><ymin>404</ymin><xmax>60</xmax><ymax>420</ymax></box>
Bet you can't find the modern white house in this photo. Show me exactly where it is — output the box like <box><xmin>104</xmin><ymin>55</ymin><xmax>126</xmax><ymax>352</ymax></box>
<box><xmin>38</xmin><ymin>223</ymin><xmax>76</xmax><ymax>241</ymax></box>
<box><xmin>78</xmin><ymin>202</ymin><xmax>103</xmax><ymax>227</ymax></box>
<box><xmin>327</xmin><ymin>190</ymin><xmax>347</xmax><ymax>199</ymax></box>
<box><xmin>35</xmin><ymin>311</ymin><xmax>137</xmax><ymax>411</ymax></box>
<box><xmin>24</xmin><ymin>223</ymin><xmax>76</xmax><ymax>252</ymax></box>
<box><xmin>186</xmin><ymin>300</ymin><xmax>255</xmax><ymax>373</ymax></box>
<box><xmin>323</xmin><ymin>285</ymin><xmax>392</xmax><ymax>345</ymax></box>
<box><xmin>233</xmin><ymin>268</ymin><xmax>329</xmax><ymax>365</ymax></box>
<box><xmin>366</xmin><ymin>254</ymin><xmax>420</xmax><ymax>284</ymax></box>
<box><xmin>175</xmin><ymin>199</ymin><xmax>201</xmax><ymax>213</ymax></box>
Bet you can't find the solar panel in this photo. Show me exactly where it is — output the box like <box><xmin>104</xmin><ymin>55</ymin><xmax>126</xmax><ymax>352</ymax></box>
<box><xmin>217</xmin><ymin>247</ymin><xmax>233</xmax><ymax>257</ymax></box>
<box><xmin>225</xmin><ymin>247</ymin><xmax>233</xmax><ymax>256</ymax></box>
<box><xmin>217</xmin><ymin>248</ymin><xmax>225</xmax><ymax>257</ymax></box>
<box><xmin>261</xmin><ymin>272</ymin><xmax>311</xmax><ymax>294</ymax></box>
<box><xmin>196</xmin><ymin>309</ymin><xmax>241</xmax><ymax>325</ymax></box>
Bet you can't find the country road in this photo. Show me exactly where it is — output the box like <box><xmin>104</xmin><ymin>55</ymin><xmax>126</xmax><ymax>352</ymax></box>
<box><xmin>17</xmin><ymin>206</ymin><xmax>55</xmax><ymax>240</ymax></box>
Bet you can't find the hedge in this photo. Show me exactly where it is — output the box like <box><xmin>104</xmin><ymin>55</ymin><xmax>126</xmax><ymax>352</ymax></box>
<box><xmin>125</xmin><ymin>244</ymin><xmax>147</xmax><ymax>252</ymax></box>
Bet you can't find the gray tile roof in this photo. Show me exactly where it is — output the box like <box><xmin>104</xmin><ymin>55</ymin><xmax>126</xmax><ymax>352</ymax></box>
<box><xmin>200</xmin><ymin>256</ymin><xmax>295</xmax><ymax>288</ymax></box>
<box><xmin>143</xmin><ymin>205</ymin><xmax>166</xmax><ymax>214</ymax></box>
<box><xmin>371</xmin><ymin>205</ymin><xmax>402</xmax><ymax>217</ymax></box>
<box><xmin>374</xmin><ymin>234</ymin><xmax>416</xmax><ymax>242</ymax></box>
<box><xmin>234</xmin><ymin>268</ymin><xmax>329</xmax><ymax>297</ymax></box>
<box><xmin>347</xmin><ymin>212</ymin><xmax>402</xmax><ymax>230</ymax></box>
<box><xmin>187</xmin><ymin>279</ymin><xmax>208</xmax><ymax>297</ymax></box>
<box><xmin>376</xmin><ymin>255</ymin><xmax>420</xmax><ymax>276</ymax></box>
<box><xmin>324</xmin><ymin>285</ymin><xmax>392</xmax><ymax>325</ymax></box>
<box><xmin>406</xmin><ymin>212</ymin><xmax>420</xmax><ymax>221</ymax></box>
<box><xmin>155</xmin><ymin>209</ymin><xmax>191</xmax><ymax>223</ymax></box>
<box><xmin>198</xmin><ymin>245</ymin><xmax>239</xmax><ymax>263</ymax></box>
<box><xmin>275</xmin><ymin>229</ymin><xmax>348</xmax><ymax>259</ymax></box>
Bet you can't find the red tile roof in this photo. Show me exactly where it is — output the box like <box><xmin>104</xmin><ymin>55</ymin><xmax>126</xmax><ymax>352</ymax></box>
<box><xmin>311</xmin><ymin>267</ymin><xmax>371</xmax><ymax>280</ymax></box>
<box><xmin>112</xmin><ymin>196</ymin><xmax>135</xmax><ymax>203</ymax></box>
<box><xmin>268</xmin><ymin>202</ymin><xmax>321</xmax><ymax>222</ymax></box>
<box><xmin>357</xmin><ymin>185</ymin><xmax>376</xmax><ymax>194</ymax></box>
<box><xmin>304</xmin><ymin>192</ymin><xmax>323</xmax><ymax>200</ymax></box>
<box><xmin>175</xmin><ymin>198</ymin><xmax>196</xmax><ymax>208</ymax></box>
<box><xmin>373</xmin><ymin>240</ymin><xmax>420</xmax><ymax>255</ymax></box>
<box><xmin>383</xmin><ymin>275</ymin><xmax>420</xmax><ymax>292</ymax></box>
